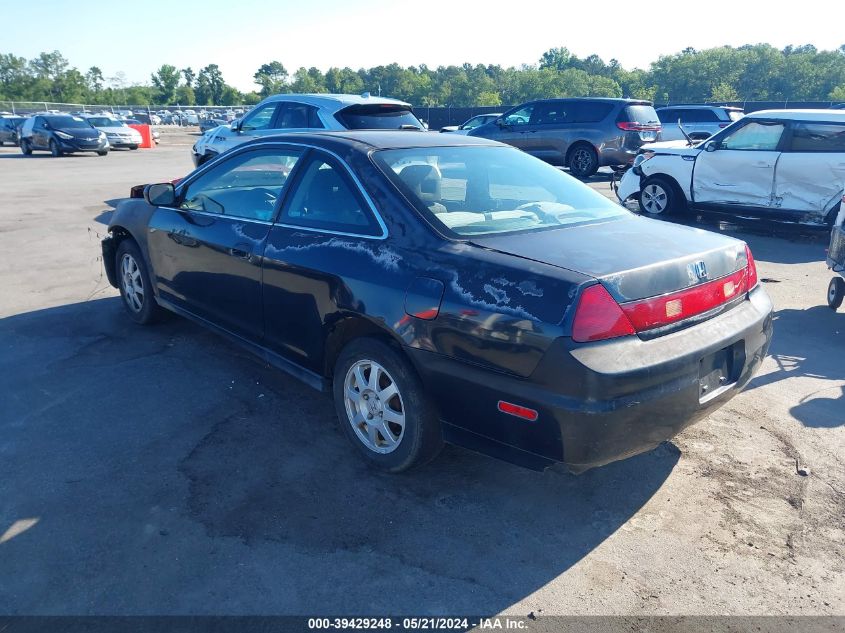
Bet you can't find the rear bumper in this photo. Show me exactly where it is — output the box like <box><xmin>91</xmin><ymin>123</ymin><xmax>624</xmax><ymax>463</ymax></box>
<box><xmin>409</xmin><ymin>286</ymin><xmax>773</xmax><ymax>472</ymax></box>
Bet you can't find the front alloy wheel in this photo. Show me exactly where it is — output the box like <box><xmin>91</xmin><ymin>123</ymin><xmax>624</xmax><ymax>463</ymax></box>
<box><xmin>120</xmin><ymin>252</ymin><xmax>145</xmax><ymax>314</ymax></box>
<box><xmin>343</xmin><ymin>360</ymin><xmax>405</xmax><ymax>454</ymax></box>
<box><xmin>115</xmin><ymin>240</ymin><xmax>162</xmax><ymax>324</ymax></box>
<box><xmin>639</xmin><ymin>177</ymin><xmax>681</xmax><ymax>216</ymax></box>
<box><xmin>640</xmin><ymin>182</ymin><xmax>669</xmax><ymax>214</ymax></box>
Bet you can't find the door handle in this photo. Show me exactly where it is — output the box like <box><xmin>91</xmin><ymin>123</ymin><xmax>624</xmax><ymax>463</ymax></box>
<box><xmin>229</xmin><ymin>247</ymin><xmax>251</xmax><ymax>260</ymax></box>
<box><xmin>752</xmin><ymin>162</ymin><xmax>772</xmax><ymax>168</ymax></box>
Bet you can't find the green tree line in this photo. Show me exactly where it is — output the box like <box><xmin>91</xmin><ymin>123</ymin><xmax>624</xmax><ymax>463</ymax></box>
<box><xmin>2</xmin><ymin>44</ymin><xmax>845</xmax><ymax>107</ymax></box>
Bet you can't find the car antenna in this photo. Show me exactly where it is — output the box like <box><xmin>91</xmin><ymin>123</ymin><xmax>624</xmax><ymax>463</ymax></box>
<box><xmin>678</xmin><ymin>118</ymin><xmax>694</xmax><ymax>147</ymax></box>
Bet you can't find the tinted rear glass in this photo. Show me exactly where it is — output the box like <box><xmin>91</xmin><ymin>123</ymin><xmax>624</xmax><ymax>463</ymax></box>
<box><xmin>374</xmin><ymin>146</ymin><xmax>625</xmax><ymax>237</ymax></box>
<box><xmin>335</xmin><ymin>105</ymin><xmax>423</xmax><ymax>130</ymax></box>
<box><xmin>789</xmin><ymin>123</ymin><xmax>845</xmax><ymax>152</ymax></box>
<box><xmin>45</xmin><ymin>116</ymin><xmax>92</xmax><ymax>129</ymax></box>
<box><xmin>622</xmin><ymin>105</ymin><xmax>660</xmax><ymax>124</ymax></box>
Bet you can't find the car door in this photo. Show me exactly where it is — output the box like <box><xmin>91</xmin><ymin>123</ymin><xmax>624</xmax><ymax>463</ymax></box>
<box><xmin>525</xmin><ymin>100</ymin><xmax>569</xmax><ymax>163</ymax></box>
<box><xmin>261</xmin><ymin>151</ymin><xmax>388</xmax><ymax>372</ymax></box>
<box><xmin>773</xmin><ymin>121</ymin><xmax>845</xmax><ymax>217</ymax></box>
<box><xmin>217</xmin><ymin>100</ymin><xmax>282</xmax><ymax>153</ymax></box>
<box><xmin>486</xmin><ymin>103</ymin><xmax>536</xmax><ymax>149</ymax></box>
<box><xmin>31</xmin><ymin>116</ymin><xmax>49</xmax><ymax>148</ymax></box>
<box><xmin>146</xmin><ymin>146</ymin><xmax>305</xmax><ymax>340</ymax></box>
<box><xmin>693</xmin><ymin>119</ymin><xmax>786</xmax><ymax>208</ymax></box>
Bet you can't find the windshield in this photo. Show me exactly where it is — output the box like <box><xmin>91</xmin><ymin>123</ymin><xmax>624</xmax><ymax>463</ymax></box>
<box><xmin>86</xmin><ymin>117</ymin><xmax>125</xmax><ymax>127</ymax></box>
<box><xmin>335</xmin><ymin>104</ymin><xmax>423</xmax><ymax>130</ymax></box>
<box><xmin>45</xmin><ymin>116</ymin><xmax>92</xmax><ymax>129</ymax></box>
<box><xmin>374</xmin><ymin>146</ymin><xmax>626</xmax><ymax>237</ymax></box>
<box><xmin>623</xmin><ymin>105</ymin><xmax>660</xmax><ymax>124</ymax></box>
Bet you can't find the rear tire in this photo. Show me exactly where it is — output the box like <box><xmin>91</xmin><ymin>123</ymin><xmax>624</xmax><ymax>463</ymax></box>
<box><xmin>827</xmin><ymin>277</ymin><xmax>844</xmax><ymax>310</ymax></box>
<box><xmin>20</xmin><ymin>139</ymin><xmax>32</xmax><ymax>155</ymax></box>
<box><xmin>639</xmin><ymin>177</ymin><xmax>681</xmax><ymax>216</ymax></box>
<box><xmin>97</xmin><ymin>150</ymin><xmax>108</xmax><ymax>157</ymax></box>
<box><xmin>129</xmin><ymin>145</ymin><xmax>138</xmax><ymax>150</ymax></box>
<box><xmin>568</xmin><ymin>144</ymin><xmax>599</xmax><ymax>178</ymax></box>
<box><xmin>115</xmin><ymin>240</ymin><xmax>163</xmax><ymax>325</ymax></box>
<box><xmin>49</xmin><ymin>139</ymin><xmax>62</xmax><ymax>157</ymax></box>
<box><xmin>333</xmin><ymin>338</ymin><xmax>443</xmax><ymax>472</ymax></box>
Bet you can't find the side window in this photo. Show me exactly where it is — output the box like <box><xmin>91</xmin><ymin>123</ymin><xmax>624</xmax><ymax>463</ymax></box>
<box><xmin>658</xmin><ymin>109</ymin><xmax>675</xmax><ymax>123</ymax></box>
<box><xmin>276</xmin><ymin>103</ymin><xmax>324</xmax><ymax>129</ymax></box>
<box><xmin>281</xmin><ymin>156</ymin><xmax>381</xmax><ymax>236</ymax></box>
<box><xmin>788</xmin><ymin>123</ymin><xmax>845</xmax><ymax>152</ymax></box>
<box><xmin>179</xmin><ymin>148</ymin><xmax>302</xmax><ymax>221</ymax></box>
<box><xmin>570</xmin><ymin>102</ymin><xmax>614</xmax><ymax>123</ymax></box>
<box><xmin>533</xmin><ymin>102</ymin><xmax>569</xmax><ymax>125</ymax></box>
<box><xmin>720</xmin><ymin>121</ymin><xmax>785</xmax><ymax>151</ymax></box>
<box><xmin>240</xmin><ymin>102</ymin><xmax>277</xmax><ymax>132</ymax></box>
<box><xmin>503</xmin><ymin>104</ymin><xmax>533</xmax><ymax>126</ymax></box>
<box><xmin>685</xmin><ymin>109</ymin><xmax>719</xmax><ymax>123</ymax></box>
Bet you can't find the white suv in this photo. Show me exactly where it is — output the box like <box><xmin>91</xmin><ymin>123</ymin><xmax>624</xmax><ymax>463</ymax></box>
<box><xmin>616</xmin><ymin>109</ymin><xmax>845</xmax><ymax>225</ymax></box>
<box><xmin>656</xmin><ymin>105</ymin><xmax>744</xmax><ymax>141</ymax></box>
<box><xmin>192</xmin><ymin>93</ymin><xmax>424</xmax><ymax>166</ymax></box>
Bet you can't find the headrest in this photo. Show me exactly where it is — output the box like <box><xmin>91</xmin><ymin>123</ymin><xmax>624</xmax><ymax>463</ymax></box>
<box><xmin>399</xmin><ymin>164</ymin><xmax>442</xmax><ymax>204</ymax></box>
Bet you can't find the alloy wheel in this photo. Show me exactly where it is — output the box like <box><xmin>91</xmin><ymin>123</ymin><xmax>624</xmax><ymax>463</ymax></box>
<box><xmin>343</xmin><ymin>359</ymin><xmax>405</xmax><ymax>454</ymax></box>
<box><xmin>641</xmin><ymin>183</ymin><xmax>668</xmax><ymax>214</ymax></box>
<box><xmin>120</xmin><ymin>252</ymin><xmax>145</xmax><ymax>313</ymax></box>
<box><xmin>571</xmin><ymin>148</ymin><xmax>595</xmax><ymax>174</ymax></box>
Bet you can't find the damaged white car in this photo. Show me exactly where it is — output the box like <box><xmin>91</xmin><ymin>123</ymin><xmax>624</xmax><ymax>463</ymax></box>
<box><xmin>616</xmin><ymin>109</ymin><xmax>845</xmax><ymax>225</ymax></box>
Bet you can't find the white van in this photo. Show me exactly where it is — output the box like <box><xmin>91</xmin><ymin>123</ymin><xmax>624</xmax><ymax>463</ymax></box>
<box><xmin>616</xmin><ymin>109</ymin><xmax>845</xmax><ymax>225</ymax></box>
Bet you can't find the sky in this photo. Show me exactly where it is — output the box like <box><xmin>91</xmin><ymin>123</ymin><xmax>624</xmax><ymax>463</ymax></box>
<box><xmin>4</xmin><ymin>0</ymin><xmax>844</xmax><ymax>92</ymax></box>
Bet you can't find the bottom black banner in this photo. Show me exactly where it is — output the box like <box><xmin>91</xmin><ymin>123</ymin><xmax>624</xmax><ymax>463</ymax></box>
<box><xmin>0</xmin><ymin>616</ymin><xmax>842</xmax><ymax>633</ymax></box>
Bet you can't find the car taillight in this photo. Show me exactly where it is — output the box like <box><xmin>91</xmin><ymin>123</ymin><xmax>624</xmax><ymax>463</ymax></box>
<box><xmin>572</xmin><ymin>284</ymin><xmax>636</xmax><ymax>343</ymax></box>
<box><xmin>620</xmin><ymin>268</ymin><xmax>749</xmax><ymax>331</ymax></box>
<box><xmin>574</xmin><ymin>249</ymin><xmax>759</xmax><ymax>342</ymax></box>
<box><xmin>745</xmin><ymin>245</ymin><xmax>758</xmax><ymax>290</ymax></box>
<box><xmin>617</xmin><ymin>121</ymin><xmax>661</xmax><ymax>131</ymax></box>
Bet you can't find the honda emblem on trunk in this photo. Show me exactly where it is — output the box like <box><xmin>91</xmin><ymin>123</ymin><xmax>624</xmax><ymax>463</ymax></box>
<box><xmin>692</xmin><ymin>261</ymin><xmax>708</xmax><ymax>280</ymax></box>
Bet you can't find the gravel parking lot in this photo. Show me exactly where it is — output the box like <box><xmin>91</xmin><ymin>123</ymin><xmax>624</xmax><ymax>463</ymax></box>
<box><xmin>0</xmin><ymin>132</ymin><xmax>843</xmax><ymax>616</ymax></box>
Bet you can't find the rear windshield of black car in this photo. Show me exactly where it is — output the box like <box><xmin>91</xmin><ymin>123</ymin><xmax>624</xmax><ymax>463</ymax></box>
<box><xmin>622</xmin><ymin>105</ymin><xmax>660</xmax><ymax>125</ymax></box>
<box><xmin>335</xmin><ymin>104</ymin><xmax>423</xmax><ymax>130</ymax></box>
<box><xmin>45</xmin><ymin>116</ymin><xmax>93</xmax><ymax>129</ymax></box>
<box><xmin>374</xmin><ymin>146</ymin><xmax>625</xmax><ymax>237</ymax></box>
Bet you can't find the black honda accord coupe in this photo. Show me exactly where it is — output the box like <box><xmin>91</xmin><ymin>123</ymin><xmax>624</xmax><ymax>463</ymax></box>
<box><xmin>102</xmin><ymin>131</ymin><xmax>773</xmax><ymax>473</ymax></box>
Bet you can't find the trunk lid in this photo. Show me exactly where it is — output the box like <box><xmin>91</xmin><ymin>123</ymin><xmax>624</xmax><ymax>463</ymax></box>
<box><xmin>469</xmin><ymin>214</ymin><xmax>748</xmax><ymax>303</ymax></box>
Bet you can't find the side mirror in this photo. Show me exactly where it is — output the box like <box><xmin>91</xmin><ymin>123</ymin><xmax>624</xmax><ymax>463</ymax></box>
<box><xmin>495</xmin><ymin>117</ymin><xmax>506</xmax><ymax>128</ymax></box>
<box><xmin>230</xmin><ymin>119</ymin><xmax>242</xmax><ymax>132</ymax></box>
<box><xmin>144</xmin><ymin>183</ymin><xmax>176</xmax><ymax>207</ymax></box>
<box><xmin>704</xmin><ymin>140</ymin><xmax>719</xmax><ymax>152</ymax></box>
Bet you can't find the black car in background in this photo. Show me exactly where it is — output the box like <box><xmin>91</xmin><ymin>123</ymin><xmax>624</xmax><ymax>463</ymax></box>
<box><xmin>0</xmin><ymin>114</ymin><xmax>26</xmax><ymax>146</ymax></box>
<box><xmin>102</xmin><ymin>131</ymin><xmax>772</xmax><ymax>473</ymax></box>
<box><xmin>468</xmin><ymin>97</ymin><xmax>662</xmax><ymax>177</ymax></box>
<box><xmin>20</xmin><ymin>114</ymin><xmax>109</xmax><ymax>156</ymax></box>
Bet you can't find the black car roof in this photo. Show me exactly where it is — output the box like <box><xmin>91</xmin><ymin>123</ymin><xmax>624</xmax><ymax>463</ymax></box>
<box><xmin>250</xmin><ymin>130</ymin><xmax>505</xmax><ymax>150</ymax></box>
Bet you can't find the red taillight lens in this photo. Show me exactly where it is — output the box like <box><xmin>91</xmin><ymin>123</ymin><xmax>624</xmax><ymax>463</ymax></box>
<box><xmin>745</xmin><ymin>245</ymin><xmax>758</xmax><ymax>290</ymax></box>
<box><xmin>617</xmin><ymin>121</ymin><xmax>661</xmax><ymax>132</ymax></box>
<box><xmin>572</xmin><ymin>284</ymin><xmax>636</xmax><ymax>343</ymax></box>
<box><xmin>621</xmin><ymin>267</ymin><xmax>748</xmax><ymax>331</ymax></box>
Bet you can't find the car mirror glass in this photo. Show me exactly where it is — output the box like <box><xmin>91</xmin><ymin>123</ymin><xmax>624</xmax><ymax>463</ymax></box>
<box><xmin>704</xmin><ymin>140</ymin><xmax>718</xmax><ymax>152</ymax></box>
<box><xmin>144</xmin><ymin>183</ymin><xmax>176</xmax><ymax>207</ymax></box>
